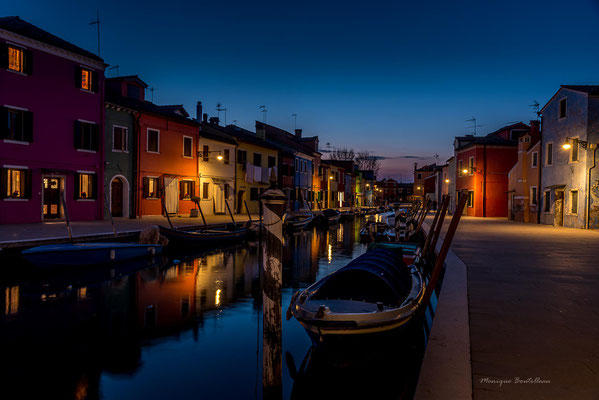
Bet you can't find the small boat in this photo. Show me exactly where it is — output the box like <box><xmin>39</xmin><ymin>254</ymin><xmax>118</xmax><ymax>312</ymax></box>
<box><xmin>317</xmin><ymin>209</ymin><xmax>341</xmax><ymax>225</ymax></box>
<box><xmin>359</xmin><ymin>222</ymin><xmax>394</xmax><ymax>243</ymax></box>
<box><xmin>339</xmin><ymin>210</ymin><xmax>355</xmax><ymax>221</ymax></box>
<box><xmin>22</xmin><ymin>242</ymin><xmax>163</xmax><ymax>268</ymax></box>
<box><xmin>283</xmin><ymin>212</ymin><xmax>314</xmax><ymax>231</ymax></box>
<box><xmin>159</xmin><ymin>224</ymin><xmax>248</xmax><ymax>246</ymax></box>
<box><xmin>287</xmin><ymin>246</ymin><xmax>424</xmax><ymax>344</ymax></box>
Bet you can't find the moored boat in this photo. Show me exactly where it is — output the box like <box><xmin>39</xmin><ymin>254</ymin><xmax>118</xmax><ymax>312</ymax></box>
<box><xmin>283</xmin><ymin>212</ymin><xmax>314</xmax><ymax>231</ymax></box>
<box><xmin>317</xmin><ymin>209</ymin><xmax>341</xmax><ymax>225</ymax></box>
<box><xmin>159</xmin><ymin>225</ymin><xmax>248</xmax><ymax>246</ymax></box>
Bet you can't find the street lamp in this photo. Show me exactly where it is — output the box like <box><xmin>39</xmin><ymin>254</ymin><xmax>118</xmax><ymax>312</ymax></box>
<box><xmin>462</xmin><ymin>168</ymin><xmax>469</xmax><ymax>175</ymax></box>
<box><xmin>445</xmin><ymin>179</ymin><xmax>450</xmax><ymax>183</ymax></box>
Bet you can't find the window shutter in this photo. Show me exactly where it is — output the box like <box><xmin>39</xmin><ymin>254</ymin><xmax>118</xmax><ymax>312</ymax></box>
<box><xmin>91</xmin><ymin>70</ymin><xmax>98</xmax><ymax>93</ymax></box>
<box><xmin>91</xmin><ymin>124</ymin><xmax>99</xmax><ymax>151</ymax></box>
<box><xmin>74</xmin><ymin>174</ymin><xmax>80</xmax><ymax>200</ymax></box>
<box><xmin>179</xmin><ymin>181</ymin><xmax>184</xmax><ymax>200</ymax></box>
<box><xmin>74</xmin><ymin>121</ymin><xmax>81</xmax><ymax>149</ymax></box>
<box><xmin>0</xmin><ymin>168</ymin><xmax>7</xmax><ymax>199</ymax></box>
<box><xmin>0</xmin><ymin>42</ymin><xmax>8</xmax><ymax>69</ymax></box>
<box><xmin>75</xmin><ymin>66</ymin><xmax>82</xmax><ymax>88</ymax></box>
<box><xmin>24</xmin><ymin>169</ymin><xmax>32</xmax><ymax>199</ymax></box>
<box><xmin>23</xmin><ymin>111</ymin><xmax>33</xmax><ymax>142</ymax></box>
<box><xmin>143</xmin><ymin>177</ymin><xmax>149</xmax><ymax>198</ymax></box>
<box><xmin>24</xmin><ymin>49</ymin><xmax>33</xmax><ymax>75</ymax></box>
<box><xmin>0</xmin><ymin>107</ymin><xmax>8</xmax><ymax>139</ymax></box>
<box><xmin>91</xmin><ymin>174</ymin><xmax>97</xmax><ymax>199</ymax></box>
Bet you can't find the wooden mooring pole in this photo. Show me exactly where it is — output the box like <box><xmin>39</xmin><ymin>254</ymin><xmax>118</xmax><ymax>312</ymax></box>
<box><xmin>260</xmin><ymin>185</ymin><xmax>286</xmax><ymax>400</ymax></box>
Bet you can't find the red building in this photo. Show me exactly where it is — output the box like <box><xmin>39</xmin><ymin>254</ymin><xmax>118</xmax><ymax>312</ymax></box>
<box><xmin>454</xmin><ymin>122</ymin><xmax>529</xmax><ymax>217</ymax></box>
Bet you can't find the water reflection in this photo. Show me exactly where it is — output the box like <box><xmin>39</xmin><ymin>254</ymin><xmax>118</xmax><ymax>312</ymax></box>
<box><xmin>0</xmin><ymin>218</ymin><xmax>424</xmax><ymax>400</ymax></box>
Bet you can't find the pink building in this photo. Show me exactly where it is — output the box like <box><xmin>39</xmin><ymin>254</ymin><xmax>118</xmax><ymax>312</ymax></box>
<box><xmin>0</xmin><ymin>17</ymin><xmax>106</xmax><ymax>224</ymax></box>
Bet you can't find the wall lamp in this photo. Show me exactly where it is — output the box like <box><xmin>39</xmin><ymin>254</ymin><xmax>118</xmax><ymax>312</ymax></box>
<box><xmin>562</xmin><ymin>137</ymin><xmax>593</xmax><ymax>150</ymax></box>
<box><xmin>445</xmin><ymin>179</ymin><xmax>450</xmax><ymax>183</ymax></box>
<box><xmin>197</xmin><ymin>150</ymin><xmax>224</xmax><ymax>161</ymax></box>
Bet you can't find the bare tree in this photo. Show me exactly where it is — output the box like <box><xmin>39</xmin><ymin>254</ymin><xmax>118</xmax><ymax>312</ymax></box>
<box><xmin>355</xmin><ymin>150</ymin><xmax>381</xmax><ymax>177</ymax></box>
<box><xmin>326</xmin><ymin>147</ymin><xmax>355</xmax><ymax>161</ymax></box>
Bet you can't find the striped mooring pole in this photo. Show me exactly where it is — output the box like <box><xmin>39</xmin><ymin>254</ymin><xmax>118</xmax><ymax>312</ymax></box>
<box><xmin>260</xmin><ymin>186</ymin><xmax>286</xmax><ymax>400</ymax></box>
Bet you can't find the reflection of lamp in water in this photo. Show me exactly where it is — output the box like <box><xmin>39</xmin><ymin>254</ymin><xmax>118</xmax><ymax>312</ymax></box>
<box><xmin>215</xmin><ymin>288</ymin><xmax>222</xmax><ymax>307</ymax></box>
<box><xmin>328</xmin><ymin>244</ymin><xmax>332</xmax><ymax>263</ymax></box>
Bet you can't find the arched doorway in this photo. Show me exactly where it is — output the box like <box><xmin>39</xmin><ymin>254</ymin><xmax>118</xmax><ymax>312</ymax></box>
<box><xmin>110</xmin><ymin>175</ymin><xmax>130</xmax><ymax>218</ymax></box>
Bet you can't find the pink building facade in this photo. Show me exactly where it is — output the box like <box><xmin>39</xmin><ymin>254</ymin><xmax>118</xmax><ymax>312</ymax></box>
<box><xmin>0</xmin><ymin>17</ymin><xmax>105</xmax><ymax>224</ymax></box>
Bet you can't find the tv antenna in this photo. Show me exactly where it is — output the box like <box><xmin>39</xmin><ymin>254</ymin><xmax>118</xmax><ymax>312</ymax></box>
<box><xmin>149</xmin><ymin>87</ymin><xmax>157</xmax><ymax>102</ymax></box>
<box><xmin>434</xmin><ymin>153</ymin><xmax>439</xmax><ymax>164</ymax></box>
<box><xmin>89</xmin><ymin>10</ymin><xmax>101</xmax><ymax>57</ymax></box>
<box><xmin>466</xmin><ymin>117</ymin><xmax>483</xmax><ymax>135</ymax></box>
<box><xmin>217</xmin><ymin>103</ymin><xmax>227</xmax><ymax>125</ymax></box>
<box><xmin>232</xmin><ymin>120</ymin><xmax>238</xmax><ymax>126</ymax></box>
<box><xmin>259</xmin><ymin>105</ymin><xmax>267</xmax><ymax>123</ymax></box>
<box><xmin>529</xmin><ymin>100</ymin><xmax>540</xmax><ymax>120</ymax></box>
<box><xmin>107</xmin><ymin>65</ymin><xmax>119</xmax><ymax>77</ymax></box>
<box><xmin>292</xmin><ymin>113</ymin><xmax>297</xmax><ymax>130</ymax></box>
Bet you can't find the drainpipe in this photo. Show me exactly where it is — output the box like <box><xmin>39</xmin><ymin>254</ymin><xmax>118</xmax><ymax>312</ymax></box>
<box><xmin>537</xmin><ymin>128</ymin><xmax>543</xmax><ymax>224</ymax></box>
<box><xmin>587</xmin><ymin>145</ymin><xmax>597</xmax><ymax>229</ymax></box>
<box><xmin>134</xmin><ymin>112</ymin><xmax>141</xmax><ymax>218</ymax></box>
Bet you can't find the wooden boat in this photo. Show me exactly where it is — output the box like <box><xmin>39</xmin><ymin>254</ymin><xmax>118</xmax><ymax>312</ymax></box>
<box><xmin>283</xmin><ymin>212</ymin><xmax>314</xmax><ymax>231</ymax></box>
<box><xmin>159</xmin><ymin>225</ymin><xmax>248</xmax><ymax>246</ymax></box>
<box><xmin>317</xmin><ymin>209</ymin><xmax>341</xmax><ymax>225</ymax></box>
<box><xmin>287</xmin><ymin>246</ymin><xmax>424</xmax><ymax>344</ymax></box>
<box><xmin>359</xmin><ymin>222</ymin><xmax>394</xmax><ymax>243</ymax></box>
<box><xmin>22</xmin><ymin>242</ymin><xmax>163</xmax><ymax>268</ymax></box>
<box><xmin>339</xmin><ymin>210</ymin><xmax>355</xmax><ymax>221</ymax></box>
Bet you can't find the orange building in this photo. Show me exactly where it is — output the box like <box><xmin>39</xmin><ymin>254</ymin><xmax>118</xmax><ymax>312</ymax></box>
<box><xmin>413</xmin><ymin>164</ymin><xmax>436</xmax><ymax>201</ymax></box>
<box><xmin>454</xmin><ymin>122</ymin><xmax>529</xmax><ymax>217</ymax></box>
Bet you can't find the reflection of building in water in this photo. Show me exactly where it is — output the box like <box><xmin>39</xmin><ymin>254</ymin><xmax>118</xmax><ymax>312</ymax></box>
<box><xmin>283</xmin><ymin>229</ymin><xmax>318</xmax><ymax>286</ymax></box>
<box><xmin>4</xmin><ymin>285</ymin><xmax>19</xmax><ymax>316</ymax></box>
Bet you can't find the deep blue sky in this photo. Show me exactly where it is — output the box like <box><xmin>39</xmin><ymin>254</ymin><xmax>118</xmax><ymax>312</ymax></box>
<box><xmin>6</xmin><ymin>0</ymin><xmax>599</xmax><ymax>181</ymax></box>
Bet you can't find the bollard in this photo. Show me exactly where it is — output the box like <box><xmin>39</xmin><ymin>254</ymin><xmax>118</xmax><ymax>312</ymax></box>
<box><xmin>260</xmin><ymin>186</ymin><xmax>286</xmax><ymax>400</ymax></box>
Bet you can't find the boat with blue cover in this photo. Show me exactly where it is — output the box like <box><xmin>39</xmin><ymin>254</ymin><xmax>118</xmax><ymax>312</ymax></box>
<box><xmin>22</xmin><ymin>242</ymin><xmax>163</xmax><ymax>268</ymax></box>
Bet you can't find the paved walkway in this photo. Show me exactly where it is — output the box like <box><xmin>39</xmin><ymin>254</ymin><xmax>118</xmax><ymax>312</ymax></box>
<box><xmin>450</xmin><ymin>217</ymin><xmax>599</xmax><ymax>399</ymax></box>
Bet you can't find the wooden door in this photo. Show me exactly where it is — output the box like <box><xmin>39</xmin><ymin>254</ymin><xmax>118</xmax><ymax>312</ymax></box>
<box><xmin>111</xmin><ymin>178</ymin><xmax>123</xmax><ymax>217</ymax></box>
<box><xmin>43</xmin><ymin>178</ymin><xmax>61</xmax><ymax>219</ymax></box>
<box><xmin>554</xmin><ymin>190</ymin><xmax>564</xmax><ymax>227</ymax></box>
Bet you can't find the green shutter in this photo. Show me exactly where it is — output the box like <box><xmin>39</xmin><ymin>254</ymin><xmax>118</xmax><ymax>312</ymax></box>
<box><xmin>91</xmin><ymin>124</ymin><xmax>99</xmax><ymax>151</ymax></box>
<box><xmin>91</xmin><ymin>70</ymin><xmax>99</xmax><ymax>93</ymax></box>
<box><xmin>179</xmin><ymin>181</ymin><xmax>184</xmax><ymax>200</ymax></box>
<box><xmin>74</xmin><ymin>120</ymin><xmax>81</xmax><ymax>149</ymax></box>
<box><xmin>91</xmin><ymin>174</ymin><xmax>97</xmax><ymax>199</ymax></box>
<box><xmin>74</xmin><ymin>174</ymin><xmax>80</xmax><ymax>200</ymax></box>
<box><xmin>0</xmin><ymin>42</ymin><xmax>8</xmax><ymax>70</ymax></box>
<box><xmin>74</xmin><ymin>66</ymin><xmax>82</xmax><ymax>88</ymax></box>
<box><xmin>143</xmin><ymin>177</ymin><xmax>150</xmax><ymax>198</ymax></box>
<box><xmin>0</xmin><ymin>107</ymin><xmax>8</xmax><ymax>139</ymax></box>
<box><xmin>24</xmin><ymin>49</ymin><xmax>33</xmax><ymax>75</ymax></box>
<box><xmin>23</xmin><ymin>111</ymin><xmax>33</xmax><ymax>142</ymax></box>
<box><xmin>24</xmin><ymin>169</ymin><xmax>32</xmax><ymax>199</ymax></box>
<box><xmin>0</xmin><ymin>168</ymin><xmax>7</xmax><ymax>199</ymax></box>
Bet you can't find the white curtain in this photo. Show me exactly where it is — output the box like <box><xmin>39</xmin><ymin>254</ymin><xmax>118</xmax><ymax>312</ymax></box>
<box><xmin>164</xmin><ymin>177</ymin><xmax>179</xmax><ymax>214</ymax></box>
<box><xmin>214</xmin><ymin>184</ymin><xmax>225</xmax><ymax>214</ymax></box>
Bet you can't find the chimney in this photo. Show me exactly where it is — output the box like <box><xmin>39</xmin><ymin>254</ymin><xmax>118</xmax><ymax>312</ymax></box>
<box><xmin>196</xmin><ymin>101</ymin><xmax>203</xmax><ymax>121</ymax></box>
<box><xmin>202</xmin><ymin>113</ymin><xmax>208</xmax><ymax>123</ymax></box>
<box><xmin>414</xmin><ymin>162</ymin><xmax>418</xmax><ymax>171</ymax></box>
<box><xmin>209</xmin><ymin>117</ymin><xmax>220</xmax><ymax>125</ymax></box>
<box><xmin>295</xmin><ymin>129</ymin><xmax>302</xmax><ymax>138</ymax></box>
<box><xmin>529</xmin><ymin>120</ymin><xmax>541</xmax><ymax>143</ymax></box>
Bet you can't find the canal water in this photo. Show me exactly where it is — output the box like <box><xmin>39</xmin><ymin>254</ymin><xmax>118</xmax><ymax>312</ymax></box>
<box><xmin>0</xmin><ymin>218</ymin><xmax>426</xmax><ymax>400</ymax></box>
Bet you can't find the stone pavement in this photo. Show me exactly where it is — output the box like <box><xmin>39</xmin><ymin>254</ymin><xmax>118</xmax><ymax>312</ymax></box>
<box><xmin>448</xmin><ymin>217</ymin><xmax>599</xmax><ymax>399</ymax></box>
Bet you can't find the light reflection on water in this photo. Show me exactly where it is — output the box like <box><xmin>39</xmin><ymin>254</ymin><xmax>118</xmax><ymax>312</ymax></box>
<box><xmin>0</xmin><ymin>218</ymin><xmax>425</xmax><ymax>400</ymax></box>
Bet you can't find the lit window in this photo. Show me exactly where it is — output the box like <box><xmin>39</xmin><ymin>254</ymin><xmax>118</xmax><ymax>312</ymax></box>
<box><xmin>112</xmin><ymin>126</ymin><xmax>127</xmax><ymax>152</ymax></box>
<box><xmin>183</xmin><ymin>136</ymin><xmax>193</xmax><ymax>158</ymax></box>
<box><xmin>570</xmin><ymin>190</ymin><xmax>578</xmax><ymax>214</ymax></box>
<box><xmin>180</xmin><ymin>180</ymin><xmax>194</xmax><ymax>200</ymax></box>
<box><xmin>3</xmin><ymin>168</ymin><xmax>29</xmax><ymax>199</ymax></box>
<box><xmin>4</xmin><ymin>286</ymin><xmax>19</xmax><ymax>316</ymax></box>
<box><xmin>144</xmin><ymin>177</ymin><xmax>160</xmax><ymax>198</ymax></box>
<box><xmin>76</xmin><ymin>173</ymin><xmax>95</xmax><ymax>199</ymax></box>
<box><xmin>8</xmin><ymin>46</ymin><xmax>24</xmax><ymax>73</ymax></box>
<box><xmin>81</xmin><ymin>68</ymin><xmax>92</xmax><ymax>90</ymax></box>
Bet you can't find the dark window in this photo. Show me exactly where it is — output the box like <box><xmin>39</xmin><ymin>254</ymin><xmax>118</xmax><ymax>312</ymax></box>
<box><xmin>532</xmin><ymin>152</ymin><xmax>538</xmax><ymax>167</ymax></box>
<box><xmin>268</xmin><ymin>156</ymin><xmax>276</xmax><ymax>168</ymax></box>
<box><xmin>202</xmin><ymin>145</ymin><xmax>209</xmax><ymax>162</ymax></box>
<box><xmin>147</xmin><ymin>129</ymin><xmax>159</xmax><ymax>153</ymax></box>
<box><xmin>179</xmin><ymin>180</ymin><xmax>194</xmax><ymax>200</ymax></box>
<box><xmin>75</xmin><ymin>173</ymin><xmax>96</xmax><ymax>199</ymax></box>
<box><xmin>250</xmin><ymin>187</ymin><xmax>259</xmax><ymax>200</ymax></box>
<box><xmin>74</xmin><ymin>121</ymin><xmax>99</xmax><ymax>151</ymax></box>
<box><xmin>4</xmin><ymin>44</ymin><xmax>32</xmax><ymax>75</ymax></box>
<box><xmin>2</xmin><ymin>107</ymin><xmax>33</xmax><ymax>142</ymax></box>
<box><xmin>143</xmin><ymin>177</ymin><xmax>160</xmax><ymax>198</ymax></box>
<box><xmin>546</xmin><ymin>143</ymin><xmax>553</xmax><ymax>165</ymax></box>
<box><xmin>253</xmin><ymin>153</ymin><xmax>262</xmax><ymax>167</ymax></box>
<box><xmin>467</xmin><ymin>190</ymin><xmax>474</xmax><ymax>208</ymax></box>
<box><xmin>571</xmin><ymin>142</ymin><xmax>579</xmax><ymax>162</ymax></box>
<box><xmin>559</xmin><ymin>98</ymin><xmax>567</xmax><ymax>119</ymax></box>
<box><xmin>113</xmin><ymin>126</ymin><xmax>127</xmax><ymax>151</ymax></box>
<box><xmin>544</xmin><ymin>191</ymin><xmax>550</xmax><ymax>212</ymax></box>
<box><xmin>127</xmin><ymin>84</ymin><xmax>140</xmax><ymax>99</ymax></box>
<box><xmin>1</xmin><ymin>168</ymin><xmax>31</xmax><ymax>199</ymax></box>
<box><xmin>183</xmin><ymin>137</ymin><xmax>193</xmax><ymax>158</ymax></box>
<box><xmin>237</xmin><ymin>150</ymin><xmax>247</xmax><ymax>164</ymax></box>
<box><xmin>417</xmin><ymin>173</ymin><xmax>422</xmax><ymax>179</ymax></box>
<box><xmin>202</xmin><ymin>182</ymin><xmax>209</xmax><ymax>199</ymax></box>
<box><xmin>531</xmin><ymin>187</ymin><xmax>537</xmax><ymax>205</ymax></box>
<box><xmin>224</xmin><ymin>149</ymin><xmax>230</xmax><ymax>164</ymax></box>
<box><xmin>571</xmin><ymin>190</ymin><xmax>578</xmax><ymax>214</ymax></box>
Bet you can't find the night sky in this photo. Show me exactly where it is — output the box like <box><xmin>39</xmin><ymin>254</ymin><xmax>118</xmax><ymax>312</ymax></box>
<box><xmin>5</xmin><ymin>0</ymin><xmax>599</xmax><ymax>181</ymax></box>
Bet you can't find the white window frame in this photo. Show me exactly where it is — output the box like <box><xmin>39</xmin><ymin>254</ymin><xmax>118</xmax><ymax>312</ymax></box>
<box><xmin>468</xmin><ymin>157</ymin><xmax>474</xmax><ymax>176</ymax></box>
<box><xmin>545</xmin><ymin>142</ymin><xmax>553</xmax><ymax>166</ymax></box>
<box><xmin>531</xmin><ymin>151</ymin><xmax>538</xmax><ymax>168</ymax></box>
<box><xmin>558</xmin><ymin>98</ymin><xmax>567</xmax><ymax>120</ymax></box>
<box><xmin>569</xmin><ymin>189</ymin><xmax>579</xmax><ymax>215</ymax></box>
<box><xmin>146</xmin><ymin>128</ymin><xmax>160</xmax><ymax>154</ymax></box>
<box><xmin>529</xmin><ymin>186</ymin><xmax>538</xmax><ymax>205</ymax></box>
<box><xmin>112</xmin><ymin>125</ymin><xmax>128</xmax><ymax>153</ymax></box>
<box><xmin>569</xmin><ymin>136</ymin><xmax>579</xmax><ymax>163</ymax></box>
<box><xmin>182</xmin><ymin>136</ymin><xmax>193</xmax><ymax>159</ymax></box>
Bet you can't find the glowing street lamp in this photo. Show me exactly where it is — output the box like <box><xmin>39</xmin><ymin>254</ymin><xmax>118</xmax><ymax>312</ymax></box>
<box><xmin>445</xmin><ymin>179</ymin><xmax>450</xmax><ymax>183</ymax></box>
<box><xmin>462</xmin><ymin>168</ymin><xmax>469</xmax><ymax>175</ymax></box>
<box><xmin>217</xmin><ymin>154</ymin><xmax>224</xmax><ymax>161</ymax></box>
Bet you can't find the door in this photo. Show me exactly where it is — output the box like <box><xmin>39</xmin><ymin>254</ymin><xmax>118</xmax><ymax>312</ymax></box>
<box><xmin>214</xmin><ymin>184</ymin><xmax>225</xmax><ymax>214</ymax></box>
<box><xmin>111</xmin><ymin>178</ymin><xmax>123</xmax><ymax>217</ymax></box>
<box><xmin>43</xmin><ymin>178</ymin><xmax>61</xmax><ymax>219</ymax></box>
<box><xmin>164</xmin><ymin>177</ymin><xmax>179</xmax><ymax>214</ymax></box>
<box><xmin>554</xmin><ymin>190</ymin><xmax>564</xmax><ymax>227</ymax></box>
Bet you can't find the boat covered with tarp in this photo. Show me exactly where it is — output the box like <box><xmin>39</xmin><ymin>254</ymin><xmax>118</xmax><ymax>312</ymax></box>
<box><xmin>159</xmin><ymin>224</ymin><xmax>247</xmax><ymax>246</ymax></box>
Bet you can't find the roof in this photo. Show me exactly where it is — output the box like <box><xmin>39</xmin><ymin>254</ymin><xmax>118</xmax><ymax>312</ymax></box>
<box><xmin>105</xmin><ymin>93</ymin><xmax>199</xmax><ymax>126</ymax></box>
<box><xmin>455</xmin><ymin>122</ymin><xmax>528</xmax><ymax>151</ymax></box>
<box><xmin>0</xmin><ymin>16</ymin><xmax>103</xmax><ymax>63</ymax></box>
<box><xmin>197</xmin><ymin>123</ymin><xmax>238</xmax><ymax>146</ymax></box>
<box><xmin>106</xmin><ymin>75</ymin><xmax>148</xmax><ymax>88</ymax></box>
<box><xmin>256</xmin><ymin>121</ymin><xmax>321</xmax><ymax>156</ymax></box>
<box><xmin>561</xmin><ymin>85</ymin><xmax>599</xmax><ymax>95</ymax></box>
<box><xmin>415</xmin><ymin>164</ymin><xmax>436</xmax><ymax>172</ymax></box>
<box><xmin>219</xmin><ymin>125</ymin><xmax>281</xmax><ymax>151</ymax></box>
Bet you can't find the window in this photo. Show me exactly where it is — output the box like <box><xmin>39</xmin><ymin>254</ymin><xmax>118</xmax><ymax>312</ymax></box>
<box><xmin>74</xmin><ymin>121</ymin><xmax>99</xmax><ymax>151</ymax></box>
<box><xmin>76</xmin><ymin>67</ymin><xmax>97</xmax><ymax>92</ymax></box>
<box><xmin>237</xmin><ymin>150</ymin><xmax>247</xmax><ymax>164</ymax></box>
<box><xmin>183</xmin><ymin>136</ymin><xmax>193</xmax><ymax>158</ymax></box>
<box><xmin>531</xmin><ymin>152</ymin><xmax>538</xmax><ymax>168</ymax></box>
<box><xmin>5</xmin><ymin>44</ymin><xmax>31</xmax><ymax>74</ymax></box>
<box><xmin>147</xmin><ymin>129</ymin><xmax>159</xmax><ymax>153</ymax></box>
<box><xmin>571</xmin><ymin>141</ymin><xmax>579</xmax><ymax>162</ymax></box>
<box><xmin>268</xmin><ymin>155</ymin><xmax>276</xmax><ymax>168</ymax></box>
<box><xmin>127</xmin><ymin>84</ymin><xmax>140</xmax><ymax>99</ymax></box>
<box><xmin>250</xmin><ymin>187</ymin><xmax>260</xmax><ymax>200</ymax></box>
<box><xmin>467</xmin><ymin>190</ymin><xmax>474</xmax><ymax>208</ymax></box>
<box><xmin>468</xmin><ymin>157</ymin><xmax>474</xmax><ymax>175</ymax></box>
<box><xmin>3</xmin><ymin>107</ymin><xmax>33</xmax><ymax>142</ymax></box>
<box><xmin>570</xmin><ymin>190</ymin><xmax>578</xmax><ymax>214</ymax></box>
<box><xmin>417</xmin><ymin>173</ymin><xmax>422</xmax><ymax>179</ymax></box>
<box><xmin>224</xmin><ymin>149</ymin><xmax>230</xmax><ymax>164</ymax></box>
<box><xmin>202</xmin><ymin>182</ymin><xmax>209</xmax><ymax>199</ymax></box>
<box><xmin>559</xmin><ymin>98</ymin><xmax>567</xmax><ymax>119</ymax></box>
<box><xmin>81</xmin><ymin>68</ymin><xmax>91</xmax><ymax>90</ymax></box>
<box><xmin>295</xmin><ymin>159</ymin><xmax>299</xmax><ymax>172</ymax></box>
<box><xmin>2</xmin><ymin>168</ymin><xmax>31</xmax><ymax>199</ymax></box>
<box><xmin>544</xmin><ymin>191</ymin><xmax>550</xmax><ymax>212</ymax></box>
<box><xmin>253</xmin><ymin>153</ymin><xmax>262</xmax><ymax>167</ymax></box>
<box><xmin>546</xmin><ymin>143</ymin><xmax>553</xmax><ymax>165</ymax></box>
<box><xmin>112</xmin><ymin>126</ymin><xmax>127</xmax><ymax>152</ymax></box>
<box><xmin>179</xmin><ymin>180</ymin><xmax>194</xmax><ymax>200</ymax></box>
<box><xmin>458</xmin><ymin>159</ymin><xmax>463</xmax><ymax>176</ymax></box>
<box><xmin>202</xmin><ymin>145</ymin><xmax>209</xmax><ymax>162</ymax></box>
<box><xmin>530</xmin><ymin>187</ymin><xmax>537</xmax><ymax>205</ymax></box>
<box><xmin>75</xmin><ymin>173</ymin><xmax>96</xmax><ymax>199</ymax></box>
<box><xmin>142</xmin><ymin>177</ymin><xmax>160</xmax><ymax>199</ymax></box>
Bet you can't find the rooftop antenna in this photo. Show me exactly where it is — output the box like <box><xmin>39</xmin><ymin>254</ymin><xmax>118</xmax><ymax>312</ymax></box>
<box><xmin>466</xmin><ymin>117</ymin><xmax>483</xmax><ymax>135</ymax></box>
<box><xmin>233</xmin><ymin>119</ymin><xmax>238</xmax><ymax>126</ymax></box>
<box><xmin>292</xmin><ymin>113</ymin><xmax>297</xmax><ymax>130</ymax></box>
<box><xmin>529</xmin><ymin>100</ymin><xmax>540</xmax><ymax>120</ymax></box>
<box><xmin>434</xmin><ymin>153</ymin><xmax>439</xmax><ymax>164</ymax></box>
<box><xmin>149</xmin><ymin>87</ymin><xmax>156</xmax><ymax>102</ymax></box>
<box><xmin>89</xmin><ymin>10</ymin><xmax>100</xmax><ymax>57</ymax></box>
<box><xmin>259</xmin><ymin>105</ymin><xmax>267</xmax><ymax>123</ymax></box>
<box><xmin>216</xmin><ymin>103</ymin><xmax>227</xmax><ymax>125</ymax></box>
<box><xmin>107</xmin><ymin>65</ymin><xmax>119</xmax><ymax>77</ymax></box>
